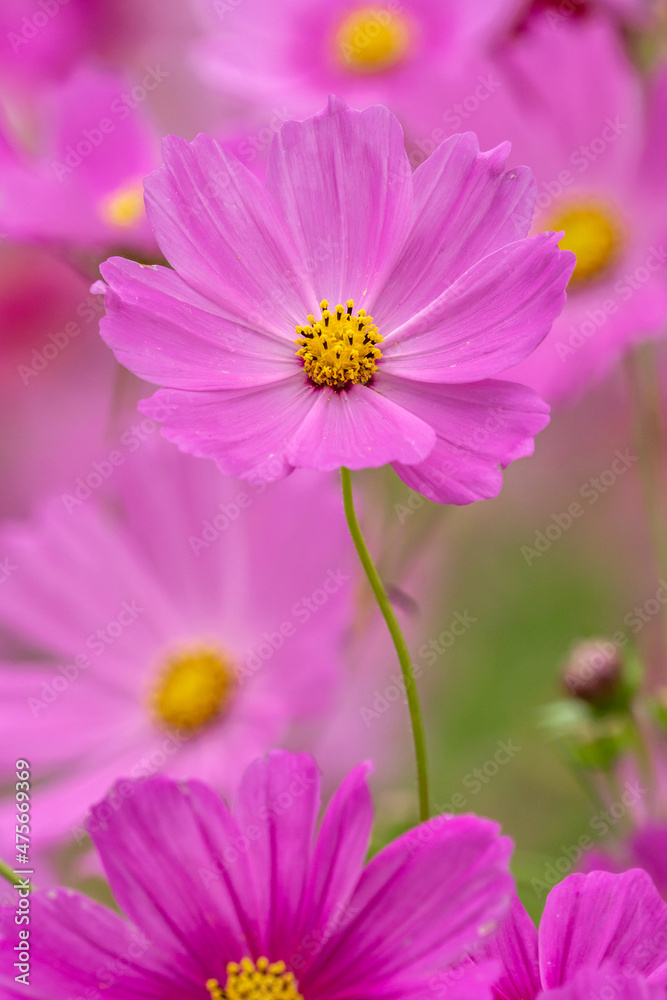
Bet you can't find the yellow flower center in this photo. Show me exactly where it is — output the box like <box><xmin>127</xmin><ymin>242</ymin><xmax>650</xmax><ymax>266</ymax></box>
<box><xmin>546</xmin><ymin>200</ymin><xmax>623</xmax><ymax>286</ymax></box>
<box><xmin>335</xmin><ymin>6</ymin><xmax>411</xmax><ymax>72</ymax></box>
<box><xmin>295</xmin><ymin>298</ymin><xmax>383</xmax><ymax>390</ymax></box>
<box><xmin>101</xmin><ymin>181</ymin><xmax>145</xmax><ymax>228</ymax></box>
<box><xmin>151</xmin><ymin>646</ymin><xmax>235</xmax><ymax>731</ymax></box>
<box><xmin>207</xmin><ymin>958</ymin><xmax>303</xmax><ymax>1000</ymax></box>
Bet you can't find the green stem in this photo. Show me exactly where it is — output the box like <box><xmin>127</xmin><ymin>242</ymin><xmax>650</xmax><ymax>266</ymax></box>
<box><xmin>0</xmin><ymin>859</ymin><xmax>29</xmax><ymax>889</ymax></box>
<box><xmin>626</xmin><ymin>344</ymin><xmax>667</xmax><ymax>659</ymax></box>
<box><xmin>341</xmin><ymin>467</ymin><xmax>431</xmax><ymax>821</ymax></box>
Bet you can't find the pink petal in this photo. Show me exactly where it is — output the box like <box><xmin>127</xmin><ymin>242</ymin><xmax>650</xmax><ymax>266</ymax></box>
<box><xmin>381</xmin><ymin>233</ymin><xmax>574</xmax><ymax>382</ymax></box>
<box><xmin>539</xmin><ymin>870</ymin><xmax>667</xmax><ymax>989</ymax></box>
<box><xmin>295</xmin><ymin>762</ymin><xmax>374</xmax><ymax>969</ymax></box>
<box><xmin>304</xmin><ymin>814</ymin><xmax>513</xmax><ymax>997</ymax></box>
<box><xmin>145</xmin><ymin>133</ymin><xmax>310</xmax><ymax>336</ymax></box>
<box><xmin>96</xmin><ymin>257</ymin><xmax>294</xmax><ymax>390</ymax></box>
<box><xmin>545</xmin><ymin>965</ymin><xmax>663</xmax><ymax>1000</ymax></box>
<box><xmin>378</xmin><ymin>374</ymin><xmax>549</xmax><ymax>504</ymax></box>
<box><xmin>265</xmin><ymin>97</ymin><xmax>413</xmax><ymax>313</ymax></box>
<box><xmin>232</xmin><ymin>750</ymin><xmax>321</xmax><ymax>959</ymax></box>
<box><xmin>89</xmin><ymin>776</ymin><xmax>258</xmax><ymax>980</ymax></box>
<box><xmin>285</xmin><ymin>383</ymin><xmax>437</xmax><ymax>471</ymax></box>
<box><xmin>139</xmin><ymin>377</ymin><xmax>314</xmax><ymax>481</ymax></box>
<box><xmin>375</xmin><ymin>134</ymin><xmax>536</xmax><ymax>332</ymax></box>
<box><xmin>0</xmin><ymin>889</ymin><xmax>193</xmax><ymax>999</ymax></box>
<box><xmin>479</xmin><ymin>894</ymin><xmax>540</xmax><ymax>1000</ymax></box>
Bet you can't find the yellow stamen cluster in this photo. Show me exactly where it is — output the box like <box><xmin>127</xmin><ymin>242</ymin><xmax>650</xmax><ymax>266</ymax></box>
<box><xmin>207</xmin><ymin>958</ymin><xmax>303</xmax><ymax>1000</ymax></box>
<box><xmin>151</xmin><ymin>645</ymin><xmax>235</xmax><ymax>732</ymax></box>
<box><xmin>101</xmin><ymin>181</ymin><xmax>145</xmax><ymax>228</ymax></box>
<box><xmin>295</xmin><ymin>299</ymin><xmax>383</xmax><ymax>390</ymax></box>
<box><xmin>547</xmin><ymin>200</ymin><xmax>623</xmax><ymax>286</ymax></box>
<box><xmin>335</xmin><ymin>7</ymin><xmax>411</xmax><ymax>73</ymax></box>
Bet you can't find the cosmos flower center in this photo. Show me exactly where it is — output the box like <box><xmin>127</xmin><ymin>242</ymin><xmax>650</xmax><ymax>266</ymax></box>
<box><xmin>101</xmin><ymin>181</ymin><xmax>145</xmax><ymax>228</ymax></box>
<box><xmin>547</xmin><ymin>200</ymin><xmax>623</xmax><ymax>286</ymax></box>
<box><xmin>335</xmin><ymin>7</ymin><xmax>411</xmax><ymax>73</ymax></box>
<box><xmin>151</xmin><ymin>645</ymin><xmax>235</xmax><ymax>731</ymax></box>
<box><xmin>208</xmin><ymin>958</ymin><xmax>304</xmax><ymax>1000</ymax></box>
<box><xmin>295</xmin><ymin>299</ymin><xmax>383</xmax><ymax>390</ymax></box>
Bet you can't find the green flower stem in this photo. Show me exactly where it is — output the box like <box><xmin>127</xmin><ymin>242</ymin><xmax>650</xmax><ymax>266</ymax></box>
<box><xmin>341</xmin><ymin>467</ymin><xmax>431</xmax><ymax>821</ymax></box>
<box><xmin>0</xmin><ymin>858</ymin><xmax>30</xmax><ymax>889</ymax></box>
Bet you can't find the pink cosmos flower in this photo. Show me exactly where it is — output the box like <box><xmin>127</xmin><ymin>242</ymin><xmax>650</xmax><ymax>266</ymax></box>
<box><xmin>0</xmin><ymin>66</ymin><xmax>159</xmax><ymax>256</ymax></box>
<box><xmin>194</xmin><ymin>0</ymin><xmax>518</xmax><ymax>135</ymax></box>
<box><xmin>0</xmin><ymin>750</ymin><xmax>514</xmax><ymax>997</ymax></box>
<box><xmin>95</xmin><ymin>98</ymin><xmax>573</xmax><ymax>505</ymax></box>
<box><xmin>459</xmin><ymin>15</ymin><xmax>667</xmax><ymax>403</ymax></box>
<box><xmin>0</xmin><ymin>440</ymin><xmax>353</xmax><ymax>854</ymax></box>
<box><xmin>481</xmin><ymin>870</ymin><xmax>667</xmax><ymax>1000</ymax></box>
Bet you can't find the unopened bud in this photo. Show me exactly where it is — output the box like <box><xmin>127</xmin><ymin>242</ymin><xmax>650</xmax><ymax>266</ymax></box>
<box><xmin>562</xmin><ymin>639</ymin><xmax>626</xmax><ymax>709</ymax></box>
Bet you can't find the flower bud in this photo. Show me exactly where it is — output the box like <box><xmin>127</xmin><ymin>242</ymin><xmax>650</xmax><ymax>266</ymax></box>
<box><xmin>562</xmin><ymin>639</ymin><xmax>628</xmax><ymax>710</ymax></box>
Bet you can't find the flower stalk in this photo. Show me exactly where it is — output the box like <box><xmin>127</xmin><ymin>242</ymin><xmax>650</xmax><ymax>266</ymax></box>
<box><xmin>341</xmin><ymin>467</ymin><xmax>431</xmax><ymax>821</ymax></box>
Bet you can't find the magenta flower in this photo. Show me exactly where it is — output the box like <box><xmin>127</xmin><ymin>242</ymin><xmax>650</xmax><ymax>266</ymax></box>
<box><xmin>0</xmin><ymin>66</ymin><xmax>159</xmax><ymax>255</ymax></box>
<box><xmin>0</xmin><ymin>441</ymin><xmax>353</xmax><ymax>855</ymax></box>
<box><xmin>95</xmin><ymin>98</ymin><xmax>573</xmax><ymax>504</ymax></box>
<box><xmin>482</xmin><ymin>870</ymin><xmax>667</xmax><ymax>1000</ymax></box>
<box><xmin>0</xmin><ymin>750</ymin><xmax>514</xmax><ymax>997</ymax></box>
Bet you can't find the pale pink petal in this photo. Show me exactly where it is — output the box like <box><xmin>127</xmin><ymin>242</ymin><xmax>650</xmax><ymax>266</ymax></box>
<box><xmin>266</xmin><ymin>97</ymin><xmax>413</xmax><ymax>312</ymax></box>
<box><xmin>286</xmin><ymin>383</ymin><xmax>437</xmax><ymax>471</ymax></box>
<box><xmin>381</xmin><ymin>233</ymin><xmax>574</xmax><ymax>382</ymax></box>
<box><xmin>145</xmin><ymin>133</ymin><xmax>310</xmax><ymax>336</ymax></box>
<box><xmin>96</xmin><ymin>257</ymin><xmax>294</xmax><ymax>390</ymax></box>
<box><xmin>139</xmin><ymin>378</ymin><xmax>314</xmax><ymax>481</ymax></box>
<box><xmin>378</xmin><ymin>374</ymin><xmax>549</xmax><ymax>504</ymax></box>
<box><xmin>375</xmin><ymin>134</ymin><xmax>536</xmax><ymax>331</ymax></box>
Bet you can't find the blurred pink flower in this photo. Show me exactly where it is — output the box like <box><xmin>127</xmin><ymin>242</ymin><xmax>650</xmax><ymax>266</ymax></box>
<box><xmin>0</xmin><ymin>66</ymin><xmax>160</xmax><ymax>256</ymax></box>
<box><xmin>580</xmin><ymin>825</ymin><xmax>667</xmax><ymax>900</ymax></box>
<box><xmin>0</xmin><ymin>751</ymin><xmax>514</xmax><ymax>998</ymax></box>
<box><xmin>95</xmin><ymin>98</ymin><xmax>573</xmax><ymax>504</ymax></box>
<box><xmin>0</xmin><ymin>440</ymin><xmax>354</xmax><ymax>852</ymax></box>
<box><xmin>194</xmin><ymin>0</ymin><xmax>519</xmax><ymax>134</ymax></box>
<box><xmin>458</xmin><ymin>15</ymin><xmax>667</xmax><ymax>403</ymax></box>
<box><xmin>0</xmin><ymin>0</ymin><xmax>199</xmax><ymax>94</ymax></box>
<box><xmin>0</xmin><ymin>241</ymin><xmax>118</xmax><ymax>521</ymax></box>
